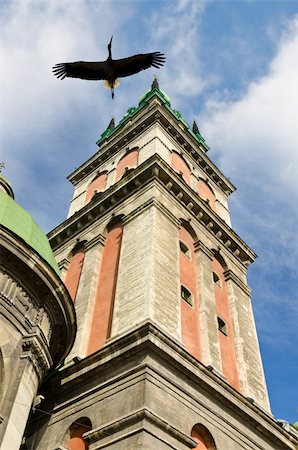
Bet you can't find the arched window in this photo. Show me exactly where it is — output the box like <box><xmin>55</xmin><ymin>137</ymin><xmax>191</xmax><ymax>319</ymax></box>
<box><xmin>171</xmin><ymin>151</ymin><xmax>191</xmax><ymax>185</ymax></box>
<box><xmin>66</xmin><ymin>417</ymin><xmax>92</xmax><ymax>450</ymax></box>
<box><xmin>179</xmin><ymin>221</ymin><xmax>200</xmax><ymax>359</ymax></box>
<box><xmin>115</xmin><ymin>148</ymin><xmax>139</xmax><ymax>182</ymax></box>
<box><xmin>84</xmin><ymin>172</ymin><xmax>108</xmax><ymax>204</ymax></box>
<box><xmin>87</xmin><ymin>217</ymin><xmax>123</xmax><ymax>355</ymax></box>
<box><xmin>198</xmin><ymin>179</ymin><xmax>216</xmax><ymax>211</ymax></box>
<box><xmin>212</xmin><ymin>252</ymin><xmax>239</xmax><ymax>390</ymax></box>
<box><xmin>191</xmin><ymin>424</ymin><xmax>216</xmax><ymax>450</ymax></box>
<box><xmin>179</xmin><ymin>240</ymin><xmax>190</xmax><ymax>258</ymax></box>
<box><xmin>65</xmin><ymin>242</ymin><xmax>86</xmax><ymax>302</ymax></box>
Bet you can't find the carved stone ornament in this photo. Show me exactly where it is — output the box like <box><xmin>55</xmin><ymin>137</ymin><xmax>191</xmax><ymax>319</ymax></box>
<box><xmin>0</xmin><ymin>270</ymin><xmax>52</xmax><ymax>343</ymax></box>
<box><xmin>21</xmin><ymin>334</ymin><xmax>52</xmax><ymax>379</ymax></box>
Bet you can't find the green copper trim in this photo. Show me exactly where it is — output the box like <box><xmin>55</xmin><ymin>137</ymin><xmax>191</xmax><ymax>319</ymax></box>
<box><xmin>96</xmin><ymin>86</ymin><xmax>209</xmax><ymax>152</ymax></box>
<box><xmin>0</xmin><ymin>191</ymin><xmax>60</xmax><ymax>274</ymax></box>
<box><xmin>139</xmin><ymin>87</ymin><xmax>171</xmax><ymax>107</ymax></box>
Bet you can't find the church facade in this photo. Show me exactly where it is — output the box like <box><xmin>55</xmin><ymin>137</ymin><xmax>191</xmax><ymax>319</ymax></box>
<box><xmin>1</xmin><ymin>82</ymin><xmax>297</xmax><ymax>449</ymax></box>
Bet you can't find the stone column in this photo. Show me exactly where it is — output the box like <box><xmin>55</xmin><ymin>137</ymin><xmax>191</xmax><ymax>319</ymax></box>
<box><xmin>111</xmin><ymin>201</ymin><xmax>181</xmax><ymax>341</ymax></box>
<box><xmin>0</xmin><ymin>335</ymin><xmax>51</xmax><ymax>450</ymax></box>
<box><xmin>195</xmin><ymin>241</ymin><xmax>222</xmax><ymax>373</ymax></box>
<box><xmin>224</xmin><ymin>269</ymin><xmax>270</xmax><ymax>412</ymax></box>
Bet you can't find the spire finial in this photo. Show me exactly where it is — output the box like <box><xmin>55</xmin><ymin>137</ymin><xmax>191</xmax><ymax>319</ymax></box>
<box><xmin>192</xmin><ymin>120</ymin><xmax>200</xmax><ymax>135</ymax></box>
<box><xmin>151</xmin><ymin>75</ymin><xmax>159</xmax><ymax>90</ymax></box>
<box><xmin>0</xmin><ymin>163</ymin><xmax>14</xmax><ymax>199</ymax></box>
<box><xmin>107</xmin><ymin>117</ymin><xmax>115</xmax><ymax>130</ymax></box>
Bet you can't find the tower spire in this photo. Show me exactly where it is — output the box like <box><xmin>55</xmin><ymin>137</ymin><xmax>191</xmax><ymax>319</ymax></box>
<box><xmin>192</xmin><ymin>119</ymin><xmax>200</xmax><ymax>135</ymax></box>
<box><xmin>107</xmin><ymin>117</ymin><xmax>115</xmax><ymax>130</ymax></box>
<box><xmin>151</xmin><ymin>75</ymin><xmax>159</xmax><ymax>90</ymax></box>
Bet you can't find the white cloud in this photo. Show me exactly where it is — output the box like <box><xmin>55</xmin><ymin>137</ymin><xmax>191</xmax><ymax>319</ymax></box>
<box><xmin>149</xmin><ymin>0</ymin><xmax>211</xmax><ymax>97</ymax></box>
<box><xmin>0</xmin><ymin>0</ymin><xmax>135</xmax><ymax>229</ymax></box>
<box><xmin>200</xmin><ymin>15</ymin><xmax>298</xmax><ymax>345</ymax></box>
<box><xmin>202</xmin><ymin>16</ymin><xmax>298</xmax><ymax>197</ymax></box>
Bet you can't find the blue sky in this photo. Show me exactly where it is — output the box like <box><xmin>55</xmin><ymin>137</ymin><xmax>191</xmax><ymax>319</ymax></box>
<box><xmin>1</xmin><ymin>0</ymin><xmax>297</xmax><ymax>424</ymax></box>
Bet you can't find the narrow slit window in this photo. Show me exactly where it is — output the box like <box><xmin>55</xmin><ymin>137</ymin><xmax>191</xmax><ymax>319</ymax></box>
<box><xmin>217</xmin><ymin>317</ymin><xmax>227</xmax><ymax>335</ymax></box>
<box><xmin>213</xmin><ymin>271</ymin><xmax>221</xmax><ymax>287</ymax></box>
<box><xmin>181</xmin><ymin>286</ymin><xmax>193</xmax><ymax>306</ymax></box>
<box><xmin>179</xmin><ymin>241</ymin><xmax>190</xmax><ymax>258</ymax></box>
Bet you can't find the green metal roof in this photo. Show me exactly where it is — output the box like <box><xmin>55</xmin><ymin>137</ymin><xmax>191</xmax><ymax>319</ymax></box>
<box><xmin>0</xmin><ymin>190</ymin><xmax>59</xmax><ymax>274</ymax></box>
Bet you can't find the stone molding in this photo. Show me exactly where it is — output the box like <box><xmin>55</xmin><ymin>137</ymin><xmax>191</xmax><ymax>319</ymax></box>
<box><xmin>49</xmin><ymin>155</ymin><xmax>256</xmax><ymax>269</ymax></box>
<box><xmin>67</xmin><ymin>98</ymin><xmax>234</xmax><ymax>197</ymax></box>
<box><xmin>46</xmin><ymin>321</ymin><xmax>296</xmax><ymax>449</ymax></box>
<box><xmin>58</xmin><ymin>258</ymin><xmax>70</xmax><ymax>272</ymax></box>
<box><xmin>194</xmin><ymin>240</ymin><xmax>214</xmax><ymax>259</ymax></box>
<box><xmin>21</xmin><ymin>333</ymin><xmax>53</xmax><ymax>381</ymax></box>
<box><xmin>223</xmin><ymin>269</ymin><xmax>251</xmax><ymax>297</ymax></box>
<box><xmin>123</xmin><ymin>196</ymin><xmax>181</xmax><ymax>228</ymax></box>
<box><xmin>0</xmin><ymin>271</ymin><xmax>52</xmax><ymax>344</ymax></box>
<box><xmin>1</xmin><ymin>228</ymin><xmax>76</xmax><ymax>368</ymax></box>
<box><xmin>85</xmin><ymin>233</ymin><xmax>105</xmax><ymax>251</ymax></box>
<box><xmin>84</xmin><ymin>407</ymin><xmax>197</xmax><ymax>448</ymax></box>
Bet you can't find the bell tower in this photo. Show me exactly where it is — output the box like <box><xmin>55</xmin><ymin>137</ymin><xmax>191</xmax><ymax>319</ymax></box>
<box><xmin>25</xmin><ymin>81</ymin><xmax>298</xmax><ymax>450</ymax></box>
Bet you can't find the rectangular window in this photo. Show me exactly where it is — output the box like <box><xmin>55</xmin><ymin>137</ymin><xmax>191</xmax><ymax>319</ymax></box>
<box><xmin>217</xmin><ymin>317</ymin><xmax>227</xmax><ymax>335</ymax></box>
<box><xmin>213</xmin><ymin>272</ymin><xmax>221</xmax><ymax>287</ymax></box>
<box><xmin>181</xmin><ymin>286</ymin><xmax>193</xmax><ymax>306</ymax></box>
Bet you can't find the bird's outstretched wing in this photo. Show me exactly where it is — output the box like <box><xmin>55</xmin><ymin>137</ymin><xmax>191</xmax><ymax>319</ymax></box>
<box><xmin>52</xmin><ymin>61</ymin><xmax>107</xmax><ymax>80</ymax></box>
<box><xmin>114</xmin><ymin>52</ymin><xmax>165</xmax><ymax>78</ymax></box>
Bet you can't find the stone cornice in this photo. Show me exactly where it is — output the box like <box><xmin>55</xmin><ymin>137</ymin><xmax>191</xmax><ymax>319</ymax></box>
<box><xmin>194</xmin><ymin>240</ymin><xmax>214</xmax><ymax>259</ymax></box>
<box><xmin>85</xmin><ymin>233</ymin><xmax>105</xmax><ymax>251</ymax></box>
<box><xmin>21</xmin><ymin>333</ymin><xmax>53</xmax><ymax>381</ymax></box>
<box><xmin>45</xmin><ymin>321</ymin><xmax>297</xmax><ymax>448</ymax></box>
<box><xmin>49</xmin><ymin>154</ymin><xmax>256</xmax><ymax>268</ymax></box>
<box><xmin>123</xmin><ymin>196</ymin><xmax>181</xmax><ymax>228</ymax></box>
<box><xmin>67</xmin><ymin>100</ymin><xmax>235</xmax><ymax>196</ymax></box>
<box><xmin>224</xmin><ymin>269</ymin><xmax>251</xmax><ymax>296</ymax></box>
<box><xmin>84</xmin><ymin>407</ymin><xmax>197</xmax><ymax>448</ymax></box>
<box><xmin>58</xmin><ymin>258</ymin><xmax>70</xmax><ymax>271</ymax></box>
<box><xmin>0</xmin><ymin>228</ymin><xmax>76</xmax><ymax>367</ymax></box>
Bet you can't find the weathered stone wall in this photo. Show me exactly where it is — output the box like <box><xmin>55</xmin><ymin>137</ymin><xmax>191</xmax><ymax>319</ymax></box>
<box><xmin>67</xmin><ymin>121</ymin><xmax>231</xmax><ymax>226</ymax></box>
<box><xmin>26</xmin><ymin>324</ymin><xmax>296</xmax><ymax>450</ymax></box>
<box><xmin>112</xmin><ymin>203</ymin><xmax>180</xmax><ymax>340</ymax></box>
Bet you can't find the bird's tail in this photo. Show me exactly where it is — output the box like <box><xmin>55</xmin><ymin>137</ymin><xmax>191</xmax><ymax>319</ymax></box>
<box><xmin>104</xmin><ymin>79</ymin><xmax>120</xmax><ymax>99</ymax></box>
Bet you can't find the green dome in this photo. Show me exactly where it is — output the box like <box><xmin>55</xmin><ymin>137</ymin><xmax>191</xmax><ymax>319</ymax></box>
<box><xmin>293</xmin><ymin>421</ymin><xmax>298</xmax><ymax>430</ymax></box>
<box><xmin>0</xmin><ymin>190</ymin><xmax>59</xmax><ymax>274</ymax></box>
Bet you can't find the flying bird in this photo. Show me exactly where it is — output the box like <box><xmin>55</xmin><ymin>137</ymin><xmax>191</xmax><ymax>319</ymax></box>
<box><xmin>52</xmin><ymin>36</ymin><xmax>165</xmax><ymax>99</ymax></box>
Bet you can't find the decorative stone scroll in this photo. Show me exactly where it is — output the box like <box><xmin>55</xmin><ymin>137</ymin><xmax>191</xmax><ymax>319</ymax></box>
<box><xmin>21</xmin><ymin>334</ymin><xmax>52</xmax><ymax>380</ymax></box>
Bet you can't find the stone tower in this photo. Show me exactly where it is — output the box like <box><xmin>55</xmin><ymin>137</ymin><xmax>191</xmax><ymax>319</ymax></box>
<box><xmin>24</xmin><ymin>82</ymin><xmax>298</xmax><ymax>449</ymax></box>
